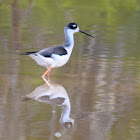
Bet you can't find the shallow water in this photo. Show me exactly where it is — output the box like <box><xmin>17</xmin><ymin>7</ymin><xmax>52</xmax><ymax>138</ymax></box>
<box><xmin>0</xmin><ymin>0</ymin><xmax>140</xmax><ymax>140</ymax></box>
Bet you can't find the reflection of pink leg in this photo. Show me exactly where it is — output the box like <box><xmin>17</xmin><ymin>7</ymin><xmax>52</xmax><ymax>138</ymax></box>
<box><xmin>42</xmin><ymin>77</ymin><xmax>51</xmax><ymax>87</ymax></box>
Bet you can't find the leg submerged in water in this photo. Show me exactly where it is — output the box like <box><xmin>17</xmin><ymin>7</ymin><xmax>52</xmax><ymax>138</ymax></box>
<box><xmin>42</xmin><ymin>77</ymin><xmax>51</xmax><ymax>86</ymax></box>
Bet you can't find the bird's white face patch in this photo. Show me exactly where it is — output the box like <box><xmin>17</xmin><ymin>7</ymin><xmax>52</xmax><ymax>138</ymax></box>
<box><xmin>73</xmin><ymin>24</ymin><xmax>76</xmax><ymax>28</ymax></box>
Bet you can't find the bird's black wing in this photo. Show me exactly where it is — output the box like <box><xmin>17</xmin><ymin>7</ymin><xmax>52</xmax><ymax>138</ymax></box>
<box><xmin>39</xmin><ymin>46</ymin><xmax>68</xmax><ymax>58</ymax></box>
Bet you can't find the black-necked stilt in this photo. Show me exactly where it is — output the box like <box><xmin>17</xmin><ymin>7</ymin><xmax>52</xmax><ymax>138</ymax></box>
<box><xmin>21</xmin><ymin>23</ymin><xmax>94</xmax><ymax>81</ymax></box>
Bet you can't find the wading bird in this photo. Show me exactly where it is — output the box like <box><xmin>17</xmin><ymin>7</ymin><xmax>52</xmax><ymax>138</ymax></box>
<box><xmin>21</xmin><ymin>23</ymin><xmax>94</xmax><ymax>82</ymax></box>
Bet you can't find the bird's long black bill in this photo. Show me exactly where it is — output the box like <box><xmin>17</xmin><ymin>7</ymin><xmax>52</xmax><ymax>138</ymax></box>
<box><xmin>79</xmin><ymin>30</ymin><xmax>95</xmax><ymax>38</ymax></box>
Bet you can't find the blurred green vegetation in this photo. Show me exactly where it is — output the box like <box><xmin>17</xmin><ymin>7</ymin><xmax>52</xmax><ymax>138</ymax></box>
<box><xmin>0</xmin><ymin>0</ymin><xmax>139</xmax><ymax>28</ymax></box>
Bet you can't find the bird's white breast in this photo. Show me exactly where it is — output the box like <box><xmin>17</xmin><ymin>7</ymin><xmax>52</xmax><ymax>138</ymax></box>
<box><xmin>51</xmin><ymin>52</ymin><xmax>70</xmax><ymax>68</ymax></box>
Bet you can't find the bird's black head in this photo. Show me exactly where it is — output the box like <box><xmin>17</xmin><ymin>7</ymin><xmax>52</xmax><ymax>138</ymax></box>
<box><xmin>67</xmin><ymin>23</ymin><xmax>78</xmax><ymax>30</ymax></box>
<box><xmin>65</xmin><ymin>22</ymin><xmax>95</xmax><ymax>38</ymax></box>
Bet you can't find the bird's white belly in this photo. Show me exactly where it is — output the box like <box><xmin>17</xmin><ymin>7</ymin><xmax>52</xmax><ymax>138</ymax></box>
<box><xmin>29</xmin><ymin>53</ymin><xmax>71</xmax><ymax>69</ymax></box>
<box><xmin>29</xmin><ymin>54</ymin><xmax>54</xmax><ymax>68</ymax></box>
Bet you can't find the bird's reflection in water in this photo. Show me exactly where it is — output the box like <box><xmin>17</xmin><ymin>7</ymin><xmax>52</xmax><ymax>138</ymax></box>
<box><xmin>23</xmin><ymin>79</ymin><xmax>74</xmax><ymax>128</ymax></box>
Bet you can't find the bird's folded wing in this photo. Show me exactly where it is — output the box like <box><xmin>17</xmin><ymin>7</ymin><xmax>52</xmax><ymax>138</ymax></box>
<box><xmin>39</xmin><ymin>46</ymin><xmax>68</xmax><ymax>57</ymax></box>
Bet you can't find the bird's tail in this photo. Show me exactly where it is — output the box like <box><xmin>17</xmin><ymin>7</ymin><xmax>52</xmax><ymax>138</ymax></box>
<box><xmin>19</xmin><ymin>51</ymin><xmax>38</xmax><ymax>55</ymax></box>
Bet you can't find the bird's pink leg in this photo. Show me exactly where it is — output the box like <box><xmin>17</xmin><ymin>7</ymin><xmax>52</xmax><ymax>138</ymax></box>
<box><xmin>41</xmin><ymin>66</ymin><xmax>52</xmax><ymax>80</ymax></box>
<box><xmin>47</xmin><ymin>70</ymin><xmax>51</xmax><ymax>79</ymax></box>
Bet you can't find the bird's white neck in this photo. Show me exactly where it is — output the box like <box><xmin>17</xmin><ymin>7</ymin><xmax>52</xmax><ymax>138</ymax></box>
<box><xmin>64</xmin><ymin>28</ymin><xmax>74</xmax><ymax>47</ymax></box>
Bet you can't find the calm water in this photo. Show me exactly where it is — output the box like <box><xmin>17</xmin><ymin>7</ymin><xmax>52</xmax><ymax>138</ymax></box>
<box><xmin>0</xmin><ymin>0</ymin><xmax>140</xmax><ymax>140</ymax></box>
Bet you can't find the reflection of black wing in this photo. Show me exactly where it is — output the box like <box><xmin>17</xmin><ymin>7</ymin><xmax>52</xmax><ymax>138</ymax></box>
<box><xmin>39</xmin><ymin>46</ymin><xmax>68</xmax><ymax>58</ymax></box>
<box><xmin>38</xmin><ymin>96</ymin><xmax>65</xmax><ymax>105</ymax></box>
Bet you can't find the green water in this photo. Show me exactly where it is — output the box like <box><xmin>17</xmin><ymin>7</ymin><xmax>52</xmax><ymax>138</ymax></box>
<box><xmin>0</xmin><ymin>0</ymin><xmax>140</xmax><ymax>140</ymax></box>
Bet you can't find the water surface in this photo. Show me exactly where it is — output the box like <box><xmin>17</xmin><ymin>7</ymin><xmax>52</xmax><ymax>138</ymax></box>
<box><xmin>0</xmin><ymin>0</ymin><xmax>140</xmax><ymax>140</ymax></box>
